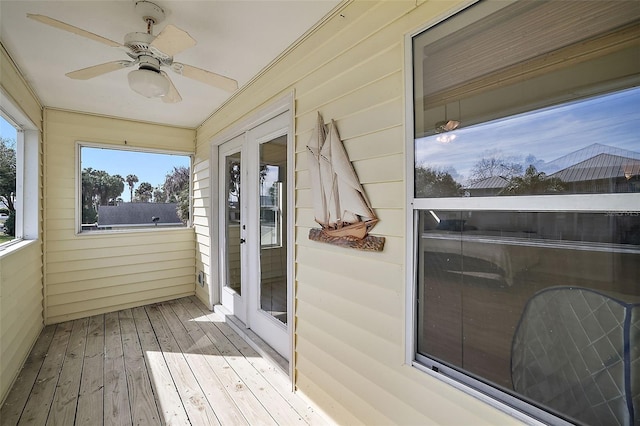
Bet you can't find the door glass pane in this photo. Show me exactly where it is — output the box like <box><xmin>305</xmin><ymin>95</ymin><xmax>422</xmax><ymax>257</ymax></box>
<box><xmin>225</xmin><ymin>151</ymin><xmax>242</xmax><ymax>295</ymax></box>
<box><xmin>259</xmin><ymin>136</ymin><xmax>287</xmax><ymax>324</ymax></box>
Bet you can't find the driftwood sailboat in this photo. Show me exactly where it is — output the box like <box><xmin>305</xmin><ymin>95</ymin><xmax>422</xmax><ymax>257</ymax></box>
<box><xmin>306</xmin><ymin>113</ymin><xmax>385</xmax><ymax>251</ymax></box>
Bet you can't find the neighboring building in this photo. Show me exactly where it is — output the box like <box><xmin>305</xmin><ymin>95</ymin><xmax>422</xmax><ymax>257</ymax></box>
<box><xmin>549</xmin><ymin>153</ymin><xmax>640</xmax><ymax>193</ymax></box>
<box><xmin>465</xmin><ymin>175</ymin><xmax>509</xmax><ymax>196</ymax></box>
<box><xmin>97</xmin><ymin>202</ymin><xmax>183</xmax><ymax>229</ymax></box>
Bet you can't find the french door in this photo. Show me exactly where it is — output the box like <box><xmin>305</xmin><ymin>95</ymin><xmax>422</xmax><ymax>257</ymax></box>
<box><xmin>218</xmin><ymin>111</ymin><xmax>291</xmax><ymax>360</ymax></box>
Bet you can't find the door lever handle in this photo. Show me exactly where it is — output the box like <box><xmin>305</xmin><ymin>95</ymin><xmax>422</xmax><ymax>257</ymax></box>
<box><xmin>240</xmin><ymin>238</ymin><xmax>246</xmax><ymax>244</ymax></box>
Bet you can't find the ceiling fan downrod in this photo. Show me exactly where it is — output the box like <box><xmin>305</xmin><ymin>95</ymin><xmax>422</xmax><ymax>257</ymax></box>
<box><xmin>135</xmin><ymin>1</ymin><xmax>165</xmax><ymax>34</ymax></box>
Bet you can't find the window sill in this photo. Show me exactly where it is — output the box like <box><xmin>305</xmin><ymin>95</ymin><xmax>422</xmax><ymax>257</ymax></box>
<box><xmin>76</xmin><ymin>226</ymin><xmax>193</xmax><ymax>237</ymax></box>
<box><xmin>0</xmin><ymin>238</ymin><xmax>39</xmax><ymax>258</ymax></box>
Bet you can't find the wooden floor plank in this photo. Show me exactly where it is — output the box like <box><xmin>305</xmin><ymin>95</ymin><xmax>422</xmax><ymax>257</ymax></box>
<box><xmin>119</xmin><ymin>309</ymin><xmax>162</xmax><ymax>426</ymax></box>
<box><xmin>104</xmin><ymin>311</ymin><xmax>132</xmax><ymax>426</ymax></box>
<box><xmin>17</xmin><ymin>322</ymin><xmax>73</xmax><ymax>426</ymax></box>
<box><xmin>76</xmin><ymin>315</ymin><xmax>105</xmax><ymax>425</ymax></box>
<box><xmin>0</xmin><ymin>324</ymin><xmax>54</xmax><ymax>426</ymax></box>
<box><xmin>131</xmin><ymin>306</ymin><xmax>190</xmax><ymax>426</ymax></box>
<box><xmin>179</xmin><ymin>298</ymin><xmax>316</xmax><ymax>425</ymax></box>
<box><xmin>1</xmin><ymin>299</ymin><xmax>331</xmax><ymax>426</ymax></box>
<box><xmin>46</xmin><ymin>317</ymin><xmax>89</xmax><ymax>426</ymax></box>
<box><xmin>188</xmin><ymin>296</ymin><xmax>328</xmax><ymax>425</ymax></box>
<box><xmin>168</xmin><ymin>300</ymin><xmax>298</xmax><ymax>425</ymax></box>
<box><xmin>144</xmin><ymin>304</ymin><xmax>221</xmax><ymax>425</ymax></box>
<box><xmin>157</xmin><ymin>302</ymin><xmax>252</xmax><ymax>426</ymax></box>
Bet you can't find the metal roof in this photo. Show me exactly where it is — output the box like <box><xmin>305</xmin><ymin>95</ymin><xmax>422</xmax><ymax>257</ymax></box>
<box><xmin>98</xmin><ymin>203</ymin><xmax>182</xmax><ymax>226</ymax></box>
<box><xmin>549</xmin><ymin>153</ymin><xmax>640</xmax><ymax>182</ymax></box>
<box><xmin>466</xmin><ymin>175</ymin><xmax>509</xmax><ymax>189</ymax></box>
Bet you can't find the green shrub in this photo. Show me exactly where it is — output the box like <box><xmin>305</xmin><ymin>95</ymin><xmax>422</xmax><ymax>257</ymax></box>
<box><xmin>3</xmin><ymin>210</ymin><xmax>15</xmax><ymax>236</ymax></box>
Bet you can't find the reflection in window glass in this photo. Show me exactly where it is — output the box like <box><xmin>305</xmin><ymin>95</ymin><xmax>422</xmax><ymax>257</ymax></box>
<box><xmin>416</xmin><ymin>210</ymin><xmax>639</xmax><ymax>424</ymax></box>
<box><xmin>415</xmin><ymin>88</ymin><xmax>640</xmax><ymax>198</ymax></box>
<box><xmin>224</xmin><ymin>152</ymin><xmax>242</xmax><ymax>295</ymax></box>
<box><xmin>80</xmin><ymin>146</ymin><xmax>191</xmax><ymax>231</ymax></box>
<box><xmin>260</xmin><ymin>165</ymin><xmax>282</xmax><ymax>247</ymax></box>
<box><xmin>259</xmin><ymin>136</ymin><xmax>287</xmax><ymax>324</ymax></box>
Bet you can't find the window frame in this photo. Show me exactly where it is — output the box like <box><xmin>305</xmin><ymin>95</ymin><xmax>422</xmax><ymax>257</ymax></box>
<box><xmin>404</xmin><ymin>2</ymin><xmax>640</xmax><ymax>424</ymax></box>
<box><xmin>75</xmin><ymin>141</ymin><xmax>193</xmax><ymax>235</ymax></box>
<box><xmin>0</xmin><ymin>92</ymin><xmax>39</xmax><ymax>253</ymax></box>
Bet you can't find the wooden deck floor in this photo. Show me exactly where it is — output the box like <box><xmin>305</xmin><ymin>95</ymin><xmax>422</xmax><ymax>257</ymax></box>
<box><xmin>0</xmin><ymin>296</ymin><xmax>328</xmax><ymax>426</ymax></box>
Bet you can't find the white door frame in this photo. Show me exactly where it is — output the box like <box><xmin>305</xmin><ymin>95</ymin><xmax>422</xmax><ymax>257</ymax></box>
<box><xmin>209</xmin><ymin>93</ymin><xmax>294</xmax><ymax>371</ymax></box>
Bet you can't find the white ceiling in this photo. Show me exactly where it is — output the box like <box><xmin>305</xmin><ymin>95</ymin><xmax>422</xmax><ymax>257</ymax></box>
<box><xmin>0</xmin><ymin>1</ymin><xmax>340</xmax><ymax>128</ymax></box>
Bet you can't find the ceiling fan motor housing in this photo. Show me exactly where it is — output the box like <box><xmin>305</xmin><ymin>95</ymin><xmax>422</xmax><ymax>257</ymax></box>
<box><xmin>124</xmin><ymin>32</ymin><xmax>173</xmax><ymax>66</ymax></box>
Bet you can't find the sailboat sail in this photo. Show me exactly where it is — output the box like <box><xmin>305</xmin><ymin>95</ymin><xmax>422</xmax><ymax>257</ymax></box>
<box><xmin>306</xmin><ymin>113</ymin><xmax>327</xmax><ymax>225</ymax></box>
<box><xmin>306</xmin><ymin>112</ymin><xmax>378</xmax><ymax>239</ymax></box>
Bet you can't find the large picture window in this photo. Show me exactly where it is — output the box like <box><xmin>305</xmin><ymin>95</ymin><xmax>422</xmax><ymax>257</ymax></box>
<box><xmin>410</xmin><ymin>2</ymin><xmax>640</xmax><ymax>425</ymax></box>
<box><xmin>79</xmin><ymin>145</ymin><xmax>191</xmax><ymax>232</ymax></box>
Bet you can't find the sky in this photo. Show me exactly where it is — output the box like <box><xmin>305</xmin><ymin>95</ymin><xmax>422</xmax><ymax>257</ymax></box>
<box><xmin>415</xmin><ymin>86</ymin><xmax>640</xmax><ymax>185</ymax></box>
<box><xmin>0</xmin><ymin>116</ymin><xmax>17</xmax><ymax>141</ymax></box>
<box><xmin>2</xmin><ymin>117</ymin><xmax>189</xmax><ymax>202</ymax></box>
<box><xmin>82</xmin><ymin>147</ymin><xmax>190</xmax><ymax>202</ymax></box>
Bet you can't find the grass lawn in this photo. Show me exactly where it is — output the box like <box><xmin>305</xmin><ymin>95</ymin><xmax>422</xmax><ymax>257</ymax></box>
<box><xmin>0</xmin><ymin>235</ymin><xmax>14</xmax><ymax>244</ymax></box>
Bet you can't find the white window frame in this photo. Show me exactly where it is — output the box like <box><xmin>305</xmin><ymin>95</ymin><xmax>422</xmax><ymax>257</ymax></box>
<box><xmin>404</xmin><ymin>3</ymin><xmax>640</xmax><ymax>424</ymax></box>
<box><xmin>75</xmin><ymin>142</ymin><xmax>193</xmax><ymax>235</ymax></box>
<box><xmin>0</xmin><ymin>90</ymin><xmax>38</xmax><ymax>254</ymax></box>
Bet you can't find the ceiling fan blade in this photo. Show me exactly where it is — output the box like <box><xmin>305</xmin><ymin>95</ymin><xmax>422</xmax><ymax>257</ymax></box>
<box><xmin>27</xmin><ymin>14</ymin><xmax>123</xmax><ymax>48</ymax></box>
<box><xmin>66</xmin><ymin>61</ymin><xmax>134</xmax><ymax>80</ymax></box>
<box><xmin>149</xmin><ymin>24</ymin><xmax>196</xmax><ymax>58</ymax></box>
<box><xmin>160</xmin><ymin>71</ymin><xmax>182</xmax><ymax>103</ymax></box>
<box><xmin>172</xmin><ymin>63</ymin><xmax>238</xmax><ymax>93</ymax></box>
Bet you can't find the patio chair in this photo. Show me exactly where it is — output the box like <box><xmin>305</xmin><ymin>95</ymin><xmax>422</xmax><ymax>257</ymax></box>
<box><xmin>511</xmin><ymin>286</ymin><xmax>639</xmax><ymax>426</ymax></box>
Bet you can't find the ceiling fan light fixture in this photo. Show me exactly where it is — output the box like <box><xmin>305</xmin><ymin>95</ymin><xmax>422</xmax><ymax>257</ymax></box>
<box><xmin>128</xmin><ymin>68</ymin><xmax>169</xmax><ymax>98</ymax></box>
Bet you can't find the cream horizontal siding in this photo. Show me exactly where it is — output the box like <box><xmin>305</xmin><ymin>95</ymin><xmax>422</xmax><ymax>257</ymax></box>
<box><xmin>0</xmin><ymin>43</ymin><xmax>42</xmax><ymax>130</ymax></box>
<box><xmin>43</xmin><ymin>109</ymin><xmax>196</xmax><ymax>324</ymax></box>
<box><xmin>194</xmin><ymin>1</ymin><xmax>522</xmax><ymax>424</ymax></box>
<box><xmin>0</xmin><ymin>243</ymin><xmax>43</xmax><ymax>405</ymax></box>
<box><xmin>192</xmin><ymin>149</ymin><xmax>212</xmax><ymax>306</ymax></box>
<box><xmin>0</xmin><ymin>45</ymin><xmax>43</xmax><ymax>405</ymax></box>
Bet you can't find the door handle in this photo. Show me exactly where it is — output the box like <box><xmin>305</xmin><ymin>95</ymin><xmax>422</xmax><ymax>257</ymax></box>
<box><xmin>240</xmin><ymin>238</ymin><xmax>246</xmax><ymax>244</ymax></box>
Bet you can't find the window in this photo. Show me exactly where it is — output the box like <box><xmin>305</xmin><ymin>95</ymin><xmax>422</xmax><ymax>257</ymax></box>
<box><xmin>79</xmin><ymin>145</ymin><xmax>191</xmax><ymax>232</ymax></box>
<box><xmin>0</xmin><ymin>99</ymin><xmax>38</xmax><ymax>248</ymax></box>
<box><xmin>0</xmin><ymin>116</ymin><xmax>17</xmax><ymax>244</ymax></box>
<box><xmin>409</xmin><ymin>2</ymin><xmax>640</xmax><ymax>425</ymax></box>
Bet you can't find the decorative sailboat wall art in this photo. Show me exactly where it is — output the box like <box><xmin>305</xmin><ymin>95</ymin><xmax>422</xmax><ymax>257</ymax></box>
<box><xmin>306</xmin><ymin>112</ymin><xmax>385</xmax><ymax>252</ymax></box>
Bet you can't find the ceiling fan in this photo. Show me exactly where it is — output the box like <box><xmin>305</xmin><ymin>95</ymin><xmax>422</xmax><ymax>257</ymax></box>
<box><xmin>27</xmin><ymin>0</ymin><xmax>238</xmax><ymax>103</ymax></box>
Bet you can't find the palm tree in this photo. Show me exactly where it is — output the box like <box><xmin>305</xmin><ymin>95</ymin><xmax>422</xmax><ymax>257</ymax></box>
<box><xmin>134</xmin><ymin>182</ymin><xmax>153</xmax><ymax>202</ymax></box>
<box><xmin>125</xmin><ymin>174</ymin><xmax>138</xmax><ymax>202</ymax></box>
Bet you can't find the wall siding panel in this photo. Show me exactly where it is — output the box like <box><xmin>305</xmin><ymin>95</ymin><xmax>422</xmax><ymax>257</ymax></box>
<box><xmin>193</xmin><ymin>1</ymin><xmax>524</xmax><ymax>424</ymax></box>
<box><xmin>0</xmin><ymin>45</ymin><xmax>43</xmax><ymax>405</ymax></box>
<box><xmin>0</xmin><ymin>44</ymin><xmax>42</xmax><ymax>128</ymax></box>
<box><xmin>192</xmin><ymin>147</ymin><xmax>212</xmax><ymax>307</ymax></box>
<box><xmin>0</xmin><ymin>243</ymin><xmax>43</xmax><ymax>405</ymax></box>
<box><xmin>43</xmin><ymin>109</ymin><xmax>196</xmax><ymax>324</ymax></box>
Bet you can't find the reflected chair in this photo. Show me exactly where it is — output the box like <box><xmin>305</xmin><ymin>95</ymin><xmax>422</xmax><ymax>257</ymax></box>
<box><xmin>511</xmin><ymin>287</ymin><xmax>639</xmax><ymax>426</ymax></box>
